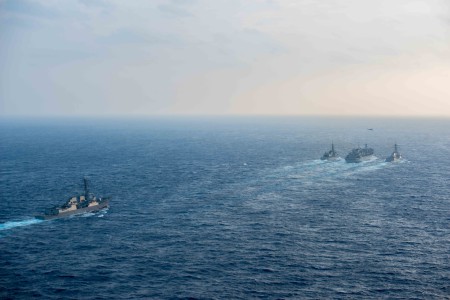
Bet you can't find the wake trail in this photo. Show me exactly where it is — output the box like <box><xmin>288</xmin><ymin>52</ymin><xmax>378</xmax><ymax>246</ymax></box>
<box><xmin>271</xmin><ymin>157</ymin><xmax>392</xmax><ymax>182</ymax></box>
<box><xmin>0</xmin><ymin>208</ymin><xmax>109</xmax><ymax>232</ymax></box>
<box><xmin>0</xmin><ymin>218</ymin><xmax>44</xmax><ymax>231</ymax></box>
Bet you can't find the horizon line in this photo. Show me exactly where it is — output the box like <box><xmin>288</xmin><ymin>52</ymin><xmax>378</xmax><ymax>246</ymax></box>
<box><xmin>1</xmin><ymin>114</ymin><xmax>450</xmax><ymax>120</ymax></box>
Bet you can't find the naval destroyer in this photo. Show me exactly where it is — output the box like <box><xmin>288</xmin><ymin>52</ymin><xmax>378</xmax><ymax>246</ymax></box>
<box><xmin>385</xmin><ymin>144</ymin><xmax>402</xmax><ymax>162</ymax></box>
<box><xmin>36</xmin><ymin>178</ymin><xmax>110</xmax><ymax>220</ymax></box>
<box><xmin>321</xmin><ymin>142</ymin><xmax>339</xmax><ymax>160</ymax></box>
<box><xmin>345</xmin><ymin>144</ymin><xmax>374</xmax><ymax>163</ymax></box>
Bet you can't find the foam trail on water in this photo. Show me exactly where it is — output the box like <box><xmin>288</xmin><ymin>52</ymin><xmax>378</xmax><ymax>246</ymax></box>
<box><xmin>76</xmin><ymin>207</ymin><xmax>109</xmax><ymax>218</ymax></box>
<box><xmin>0</xmin><ymin>218</ymin><xmax>43</xmax><ymax>231</ymax></box>
<box><xmin>79</xmin><ymin>212</ymin><xmax>95</xmax><ymax>218</ymax></box>
<box><xmin>273</xmin><ymin>157</ymin><xmax>391</xmax><ymax>183</ymax></box>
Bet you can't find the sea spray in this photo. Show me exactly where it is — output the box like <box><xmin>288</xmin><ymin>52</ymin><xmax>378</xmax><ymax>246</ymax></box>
<box><xmin>0</xmin><ymin>218</ymin><xmax>43</xmax><ymax>231</ymax></box>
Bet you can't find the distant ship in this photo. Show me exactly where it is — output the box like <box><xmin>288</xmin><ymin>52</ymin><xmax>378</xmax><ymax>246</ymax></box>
<box><xmin>321</xmin><ymin>142</ymin><xmax>339</xmax><ymax>160</ymax></box>
<box><xmin>36</xmin><ymin>178</ymin><xmax>110</xmax><ymax>220</ymax></box>
<box><xmin>385</xmin><ymin>143</ymin><xmax>402</xmax><ymax>162</ymax></box>
<box><xmin>345</xmin><ymin>144</ymin><xmax>374</xmax><ymax>163</ymax></box>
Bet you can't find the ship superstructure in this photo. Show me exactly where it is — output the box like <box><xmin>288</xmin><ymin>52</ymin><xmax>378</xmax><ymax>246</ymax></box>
<box><xmin>36</xmin><ymin>178</ymin><xmax>110</xmax><ymax>220</ymax></box>
<box><xmin>385</xmin><ymin>144</ymin><xmax>402</xmax><ymax>162</ymax></box>
<box><xmin>345</xmin><ymin>144</ymin><xmax>374</xmax><ymax>163</ymax></box>
<box><xmin>321</xmin><ymin>142</ymin><xmax>339</xmax><ymax>160</ymax></box>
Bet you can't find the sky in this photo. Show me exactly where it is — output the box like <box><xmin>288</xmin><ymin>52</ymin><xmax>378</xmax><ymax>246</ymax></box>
<box><xmin>0</xmin><ymin>0</ymin><xmax>449</xmax><ymax>116</ymax></box>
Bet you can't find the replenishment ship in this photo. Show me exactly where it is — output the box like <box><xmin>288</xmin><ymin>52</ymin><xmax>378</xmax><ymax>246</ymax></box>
<box><xmin>36</xmin><ymin>178</ymin><xmax>110</xmax><ymax>220</ymax></box>
<box><xmin>385</xmin><ymin>143</ymin><xmax>402</xmax><ymax>162</ymax></box>
<box><xmin>345</xmin><ymin>144</ymin><xmax>374</xmax><ymax>163</ymax></box>
<box><xmin>321</xmin><ymin>142</ymin><xmax>339</xmax><ymax>160</ymax></box>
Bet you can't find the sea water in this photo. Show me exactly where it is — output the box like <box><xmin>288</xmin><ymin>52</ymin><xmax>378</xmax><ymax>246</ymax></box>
<box><xmin>1</xmin><ymin>117</ymin><xmax>449</xmax><ymax>299</ymax></box>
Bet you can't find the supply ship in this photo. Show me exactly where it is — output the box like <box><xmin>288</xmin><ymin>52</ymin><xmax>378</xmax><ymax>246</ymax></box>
<box><xmin>36</xmin><ymin>178</ymin><xmax>110</xmax><ymax>220</ymax></box>
<box><xmin>385</xmin><ymin>144</ymin><xmax>402</xmax><ymax>162</ymax></box>
<box><xmin>321</xmin><ymin>142</ymin><xmax>339</xmax><ymax>160</ymax></box>
<box><xmin>345</xmin><ymin>144</ymin><xmax>374</xmax><ymax>163</ymax></box>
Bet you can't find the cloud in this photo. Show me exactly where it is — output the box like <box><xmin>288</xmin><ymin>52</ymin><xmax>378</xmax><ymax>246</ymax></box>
<box><xmin>158</xmin><ymin>3</ymin><xmax>192</xmax><ymax>17</ymax></box>
<box><xmin>170</xmin><ymin>0</ymin><xmax>197</xmax><ymax>6</ymax></box>
<box><xmin>78</xmin><ymin>0</ymin><xmax>110</xmax><ymax>9</ymax></box>
<box><xmin>1</xmin><ymin>0</ymin><xmax>450</xmax><ymax>116</ymax></box>
<box><xmin>98</xmin><ymin>28</ymin><xmax>178</xmax><ymax>45</ymax></box>
<box><xmin>0</xmin><ymin>0</ymin><xmax>56</xmax><ymax>18</ymax></box>
<box><xmin>244</xmin><ymin>0</ymin><xmax>450</xmax><ymax>63</ymax></box>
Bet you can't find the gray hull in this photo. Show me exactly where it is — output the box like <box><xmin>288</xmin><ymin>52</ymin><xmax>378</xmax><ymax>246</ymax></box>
<box><xmin>36</xmin><ymin>200</ymin><xmax>109</xmax><ymax>220</ymax></box>
<box><xmin>345</xmin><ymin>145</ymin><xmax>375</xmax><ymax>163</ymax></box>
<box><xmin>345</xmin><ymin>155</ymin><xmax>374</xmax><ymax>163</ymax></box>
<box><xmin>386</xmin><ymin>144</ymin><xmax>402</xmax><ymax>162</ymax></box>
<box><xmin>386</xmin><ymin>156</ymin><xmax>401</xmax><ymax>162</ymax></box>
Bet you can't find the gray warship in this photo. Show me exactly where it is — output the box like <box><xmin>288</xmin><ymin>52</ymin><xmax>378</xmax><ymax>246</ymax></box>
<box><xmin>36</xmin><ymin>178</ymin><xmax>110</xmax><ymax>220</ymax></box>
<box><xmin>321</xmin><ymin>142</ymin><xmax>339</xmax><ymax>160</ymax></box>
<box><xmin>385</xmin><ymin>143</ymin><xmax>402</xmax><ymax>162</ymax></box>
<box><xmin>345</xmin><ymin>144</ymin><xmax>374</xmax><ymax>163</ymax></box>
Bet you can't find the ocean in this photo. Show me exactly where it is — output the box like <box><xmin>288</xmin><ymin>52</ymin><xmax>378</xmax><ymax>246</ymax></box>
<box><xmin>1</xmin><ymin>117</ymin><xmax>449</xmax><ymax>299</ymax></box>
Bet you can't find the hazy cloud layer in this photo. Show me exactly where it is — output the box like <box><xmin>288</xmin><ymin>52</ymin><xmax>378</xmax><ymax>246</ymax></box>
<box><xmin>1</xmin><ymin>0</ymin><xmax>449</xmax><ymax>116</ymax></box>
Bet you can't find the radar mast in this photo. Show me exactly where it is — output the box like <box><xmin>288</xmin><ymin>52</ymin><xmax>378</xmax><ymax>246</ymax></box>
<box><xmin>83</xmin><ymin>177</ymin><xmax>90</xmax><ymax>200</ymax></box>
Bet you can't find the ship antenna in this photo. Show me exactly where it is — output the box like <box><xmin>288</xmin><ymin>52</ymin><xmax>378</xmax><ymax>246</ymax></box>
<box><xmin>83</xmin><ymin>177</ymin><xmax>89</xmax><ymax>199</ymax></box>
<box><xmin>395</xmin><ymin>143</ymin><xmax>398</xmax><ymax>152</ymax></box>
<box><xmin>331</xmin><ymin>141</ymin><xmax>335</xmax><ymax>153</ymax></box>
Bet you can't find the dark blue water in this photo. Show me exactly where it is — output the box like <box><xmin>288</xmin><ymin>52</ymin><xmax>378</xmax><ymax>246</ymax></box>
<box><xmin>1</xmin><ymin>117</ymin><xmax>450</xmax><ymax>299</ymax></box>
